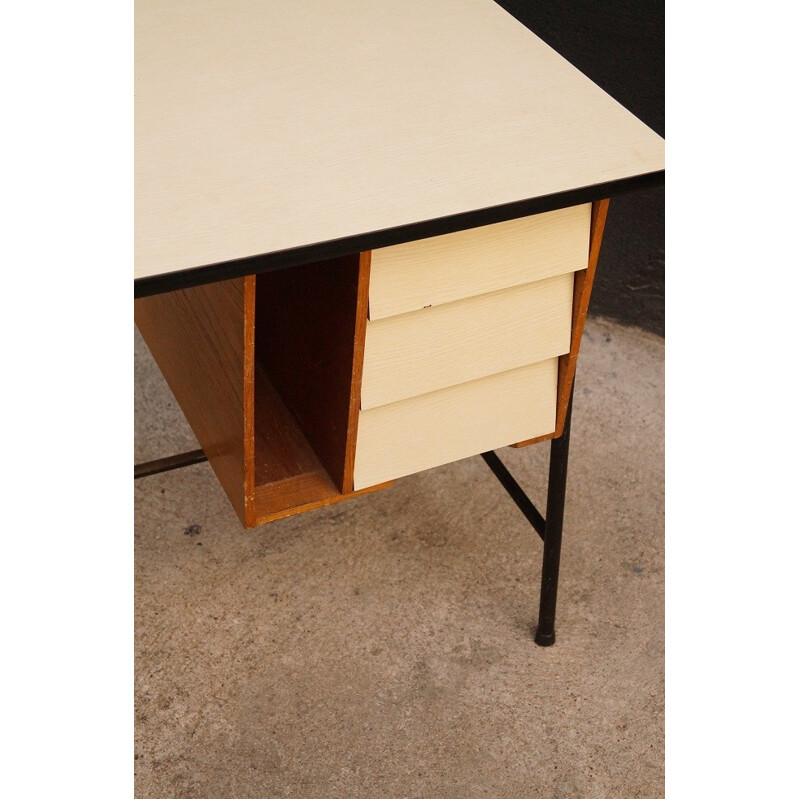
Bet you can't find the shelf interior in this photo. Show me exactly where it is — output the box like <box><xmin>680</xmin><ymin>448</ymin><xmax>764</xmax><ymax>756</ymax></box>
<box><xmin>250</xmin><ymin>253</ymin><xmax>371</xmax><ymax>523</ymax></box>
<box><xmin>252</xmin><ymin>363</ymin><xmax>341</xmax><ymax>516</ymax></box>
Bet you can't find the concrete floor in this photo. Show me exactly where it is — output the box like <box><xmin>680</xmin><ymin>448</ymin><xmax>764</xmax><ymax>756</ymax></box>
<box><xmin>134</xmin><ymin>316</ymin><xmax>664</xmax><ymax>799</ymax></box>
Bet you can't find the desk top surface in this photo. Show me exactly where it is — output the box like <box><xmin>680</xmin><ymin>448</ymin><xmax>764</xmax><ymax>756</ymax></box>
<box><xmin>135</xmin><ymin>0</ymin><xmax>664</xmax><ymax>294</ymax></box>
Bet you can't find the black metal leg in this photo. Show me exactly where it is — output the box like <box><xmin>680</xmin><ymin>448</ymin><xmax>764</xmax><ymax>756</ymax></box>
<box><xmin>534</xmin><ymin>387</ymin><xmax>574</xmax><ymax>647</ymax></box>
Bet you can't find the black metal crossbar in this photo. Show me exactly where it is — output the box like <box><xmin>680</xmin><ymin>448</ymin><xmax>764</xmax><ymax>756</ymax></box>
<box><xmin>480</xmin><ymin>450</ymin><xmax>546</xmax><ymax>539</ymax></box>
<box><xmin>134</xmin><ymin>449</ymin><xmax>208</xmax><ymax>479</ymax></box>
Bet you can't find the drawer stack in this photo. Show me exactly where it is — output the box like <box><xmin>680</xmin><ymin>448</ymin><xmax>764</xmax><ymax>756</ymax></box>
<box><xmin>136</xmin><ymin>201</ymin><xmax>601</xmax><ymax>526</ymax></box>
<box><xmin>353</xmin><ymin>204</ymin><xmax>592</xmax><ymax>490</ymax></box>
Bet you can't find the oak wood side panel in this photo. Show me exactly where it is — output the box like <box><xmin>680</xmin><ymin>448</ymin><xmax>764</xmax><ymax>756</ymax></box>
<box><xmin>243</xmin><ymin>276</ymin><xmax>256</xmax><ymax>524</ymax></box>
<box><xmin>555</xmin><ymin>199</ymin><xmax>610</xmax><ymax>435</ymax></box>
<box><xmin>135</xmin><ymin>277</ymin><xmax>251</xmax><ymax>524</ymax></box>
<box><xmin>512</xmin><ymin>198</ymin><xmax>610</xmax><ymax>448</ymax></box>
<box><xmin>342</xmin><ymin>252</ymin><xmax>371</xmax><ymax>493</ymax></box>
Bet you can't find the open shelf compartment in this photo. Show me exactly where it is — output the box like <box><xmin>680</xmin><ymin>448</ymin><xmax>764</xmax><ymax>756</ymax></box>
<box><xmin>135</xmin><ymin>251</ymin><xmax>388</xmax><ymax>529</ymax></box>
<box><xmin>250</xmin><ymin>252</ymin><xmax>386</xmax><ymax>524</ymax></box>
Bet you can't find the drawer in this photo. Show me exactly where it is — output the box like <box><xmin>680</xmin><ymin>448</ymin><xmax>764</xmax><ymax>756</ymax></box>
<box><xmin>353</xmin><ymin>358</ymin><xmax>558</xmax><ymax>490</ymax></box>
<box><xmin>361</xmin><ymin>272</ymin><xmax>573</xmax><ymax>410</ymax></box>
<box><xmin>368</xmin><ymin>203</ymin><xmax>590</xmax><ymax>320</ymax></box>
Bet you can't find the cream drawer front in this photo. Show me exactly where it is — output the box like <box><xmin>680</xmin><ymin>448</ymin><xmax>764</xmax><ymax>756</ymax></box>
<box><xmin>368</xmin><ymin>204</ymin><xmax>590</xmax><ymax>320</ymax></box>
<box><xmin>354</xmin><ymin>359</ymin><xmax>558</xmax><ymax>490</ymax></box>
<box><xmin>361</xmin><ymin>272</ymin><xmax>573</xmax><ymax>410</ymax></box>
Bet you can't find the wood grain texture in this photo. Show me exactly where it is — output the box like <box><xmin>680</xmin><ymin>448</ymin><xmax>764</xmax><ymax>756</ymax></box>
<box><xmin>243</xmin><ymin>276</ymin><xmax>256</xmax><ymax>524</ymax></box>
<box><xmin>361</xmin><ymin>273</ymin><xmax>574</xmax><ymax>409</ymax></box>
<box><xmin>354</xmin><ymin>359</ymin><xmax>558</xmax><ymax>490</ymax></box>
<box><xmin>255</xmin><ymin>255</ymin><xmax>362</xmax><ymax>493</ymax></box>
<box><xmin>252</xmin><ymin>373</ymin><xmax>342</xmax><ymax>520</ymax></box>
<box><xmin>134</xmin><ymin>277</ymin><xmax>251</xmax><ymax>524</ymax></box>
<box><xmin>509</xmin><ymin>431</ymin><xmax>556</xmax><ymax>449</ymax></box>
<box><xmin>252</xmin><ymin>365</ymin><xmax>328</xmax><ymax>489</ymax></box>
<box><xmin>253</xmin><ymin>480</ymin><xmax>392</xmax><ymax>526</ymax></box>
<box><xmin>369</xmin><ymin>204</ymin><xmax>590</xmax><ymax>320</ymax></box>
<box><xmin>342</xmin><ymin>252</ymin><xmax>372</xmax><ymax>493</ymax></box>
<box><xmin>250</xmin><ymin>363</ymin><xmax>391</xmax><ymax>524</ymax></box>
<box><xmin>554</xmin><ymin>198</ymin><xmax>610</xmax><ymax>435</ymax></box>
<box><xmin>135</xmin><ymin>0</ymin><xmax>665</xmax><ymax>280</ymax></box>
<box><xmin>511</xmin><ymin>198</ymin><xmax>610</xmax><ymax>448</ymax></box>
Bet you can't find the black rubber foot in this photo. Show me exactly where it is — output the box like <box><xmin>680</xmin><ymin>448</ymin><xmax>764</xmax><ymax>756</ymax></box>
<box><xmin>534</xmin><ymin>629</ymin><xmax>556</xmax><ymax>647</ymax></box>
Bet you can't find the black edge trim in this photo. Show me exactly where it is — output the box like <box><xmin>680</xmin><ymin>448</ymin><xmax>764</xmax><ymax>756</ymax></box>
<box><xmin>134</xmin><ymin>170</ymin><xmax>664</xmax><ymax>298</ymax></box>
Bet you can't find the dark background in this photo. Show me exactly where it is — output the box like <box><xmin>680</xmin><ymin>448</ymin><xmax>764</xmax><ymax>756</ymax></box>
<box><xmin>496</xmin><ymin>0</ymin><xmax>665</xmax><ymax>336</ymax></box>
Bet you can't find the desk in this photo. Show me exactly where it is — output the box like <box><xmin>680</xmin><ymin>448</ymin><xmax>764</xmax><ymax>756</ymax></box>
<box><xmin>134</xmin><ymin>0</ymin><xmax>664</xmax><ymax>644</ymax></box>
